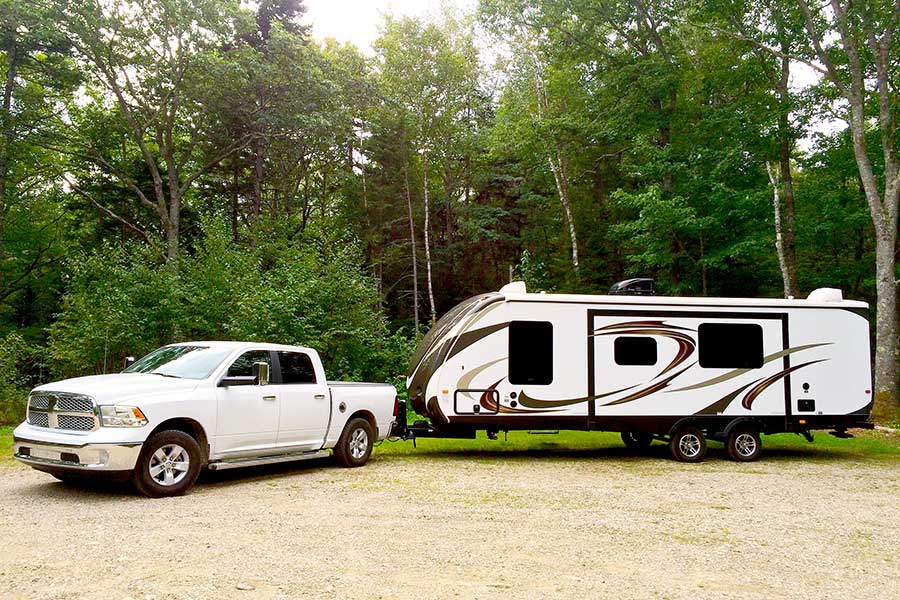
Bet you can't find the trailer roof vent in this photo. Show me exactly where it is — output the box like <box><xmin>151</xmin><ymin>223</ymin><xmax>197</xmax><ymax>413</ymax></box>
<box><xmin>807</xmin><ymin>288</ymin><xmax>843</xmax><ymax>303</ymax></box>
<box><xmin>609</xmin><ymin>278</ymin><xmax>655</xmax><ymax>296</ymax></box>
<box><xmin>499</xmin><ymin>281</ymin><xmax>527</xmax><ymax>294</ymax></box>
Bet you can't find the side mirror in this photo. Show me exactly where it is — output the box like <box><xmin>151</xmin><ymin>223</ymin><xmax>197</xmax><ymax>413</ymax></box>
<box><xmin>218</xmin><ymin>362</ymin><xmax>270</xmax><ymax>387</ymax></box>
<box><xmin>124</xmin><ymin>356</ymin><xmax>136</xmax><ymax>369</ymax></box>
<box><xmin>252</xmin><ymin>361</ymin><xmax>269</xmax><ymax>386</ymax></box>
<box><xmin>218</xmin><ymin>375</ymin><xmax>256</xmax><ymax>387</ymax></box>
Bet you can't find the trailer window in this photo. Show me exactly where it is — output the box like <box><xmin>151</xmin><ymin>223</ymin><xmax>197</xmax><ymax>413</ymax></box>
<box><xmin>614</xmin><ymin>337</ymin><xmax>657</xmax><ymax>366</ymax></box>
<box><xmin>509</xmin><ymin>321</ymin><xmax>553</xmax><ymax>385</ymax></box>
<box><xmin>698</xmin><ymin>323</ymin><xmax>764</xmax><ymax>369</ymax></box>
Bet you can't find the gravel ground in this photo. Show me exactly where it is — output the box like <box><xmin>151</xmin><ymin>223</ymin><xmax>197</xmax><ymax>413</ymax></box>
<box><xmin>1</xmin><ymin>444</ymin><xmax>899</xmax><ymax>600</ymax></box>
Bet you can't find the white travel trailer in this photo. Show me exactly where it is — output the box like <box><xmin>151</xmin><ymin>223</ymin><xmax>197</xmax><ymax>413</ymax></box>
<box><xmin>403</xmin><ymin>280</ymin><xmax>874</xmax><ymax>462</ymax></box>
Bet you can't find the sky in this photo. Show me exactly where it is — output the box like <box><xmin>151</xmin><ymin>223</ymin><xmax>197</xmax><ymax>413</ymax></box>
<box><xmin>303</xmin><ymin>0</ymin><xmax>478</xmax><ymax>54</ymax></box>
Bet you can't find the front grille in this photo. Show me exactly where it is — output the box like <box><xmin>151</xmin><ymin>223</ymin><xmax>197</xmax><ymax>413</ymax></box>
<box><xmin>27</xmin><ymin>391</ymin><xmax>98</xmax><ymax>432</ymax></box>
<box><xmin>55</xmin><ymin>396</ymin><xmax>94</xmax><ymax>412</ymax></box>
<box><xmin>29</xmin><ymin>392</ymin><xmax>93</xmax><ymax>412</ymax></box>
<box><xmin>29</xmin><ymin>395</ymin><xmax>50</xmax><ymax>409</ymax></box>
<box><xmin>56</xmin><ymin>414</ymin><xmax>96</xmax><ymax>431</ymax></box>
<box><xmin>28</xmin><ymin>411</ymin><xmax>49</xmax><ymax>428</ymax></box>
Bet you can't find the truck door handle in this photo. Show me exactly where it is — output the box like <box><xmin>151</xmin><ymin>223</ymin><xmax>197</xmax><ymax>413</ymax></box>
<box><xmin>262</xmin><ymin>395</ymin><xmax>276</xmax><ymax>401</ymax></box>
<box><xmin>314</xmin><ymin>394</ymin><xmax>327</xmax><ymax>400</ymax></box>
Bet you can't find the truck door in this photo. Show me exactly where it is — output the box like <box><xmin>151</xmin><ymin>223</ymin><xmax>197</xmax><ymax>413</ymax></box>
<box><xmin>273</xmin><ymin>350</ymin><xmax>331</xmax><ymax>451</ymax></box>
<box><xmin>214</xmin><ymin>350</ymin><xmax>279</xmax><ymax>456</ymax></box>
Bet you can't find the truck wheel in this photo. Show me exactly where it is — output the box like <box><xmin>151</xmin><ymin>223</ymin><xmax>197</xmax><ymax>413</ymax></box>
<box><xmin>621</xmin><ymin>431</ymin><xmax>653</xmax><ymax>449</ymax></box>
<box><xmin>131</xmin><ymin>430</ymin><xmax>202</xmax><ymax>498</ymax></box>
<box><xmin>727</xmin><ymin>425</ymin><xmax>762</xmax><ymax>462</ymax></box>
<box><xmin>334</xmin><ymin>418</ymin><xmax>374</xmax><ymax>468</ymax></box>
<box><xmin>669</xmin><ymin>426</ymin><xmax>707</xmax><ymax>463</ymax></box>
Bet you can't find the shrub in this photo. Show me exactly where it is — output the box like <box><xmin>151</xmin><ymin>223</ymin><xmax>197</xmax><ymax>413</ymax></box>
<box><xmin>0</xmin><ymin>333</ymin><xmax>31</xmax><ymax>424</ymax></box>
<box><xmin>47</xmin><ymin>220</ymin><xmax>413</xmax><ymax>385</ymax></box>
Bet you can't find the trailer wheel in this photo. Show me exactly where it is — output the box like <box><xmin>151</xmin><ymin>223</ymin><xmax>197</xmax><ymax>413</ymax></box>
<box><xmin>727</xmin><ymin>425</ymin><xmax>762</xmax><ymax>462</ymax></box>
<box><xmin>334</xmin><ymin>418</ymin><xmax>374</xmax><ymax>468</ymax></box>
<box><xmin>621</xmin><ymin>431</ymin><xmax>653</xmax><ymax>449</ymax></box>
<box><xmin>669</xmin><ymin>426</ymin><xmax>707</xmax><ymax>462</ymax></box>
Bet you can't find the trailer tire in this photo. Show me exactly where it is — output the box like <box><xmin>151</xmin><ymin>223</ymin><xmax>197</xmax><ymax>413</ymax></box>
<box><xmin>726</xmin><ymin>425</ymin><xmax>762</xmax><ymax>462</ymax></box>
<box><xmin>669</xmin><ymin>426</ymin><xmax>707</xmax><ymax>462</ymax></box>
<box><xmin>131</xmin><ymin>430</ymin><xmax>202</xmax><ymax>498</ymax></box>
<box><xmin>334</xmin><ymin>418</ymin><xmax>374</xmax><ymax>468</ymax></box>
<box><xmin>621</xmin><ymin>431</ymin><xmax>653</xmax><ymax>449</ymax></box>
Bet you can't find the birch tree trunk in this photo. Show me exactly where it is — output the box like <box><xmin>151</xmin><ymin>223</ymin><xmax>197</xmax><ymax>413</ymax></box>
<box><xmin>775</xmin><ymin>44</ymin><xmax>800</xmax><ymax>298</ymax></box>
<box><xmin>422</xmin><ymin>151</ymin><xmax>436</xmax><ymax>325</ymax></box>
<box><xmin>766</xmin><ymin>161</ymin><xmax>795</xmax><ymax>299</ymax></box>
<box><xmin>404</xmin><ymin>163</ymin><xmax>420</xmax><ymax>334</ymax></box>
<box><xmin>795</xmin><ymin>0</ymin><xmax>900</xmax><ymax>420</ymax></box>
<box><xmin>526</xmin><ymin>46</ymin><xmax>579</xmax><ymax>275</ymax></box>
<box><xmin>547</xmin><ymin>151</ymin><xmax>579</xmax><ymax>273</ymax></box>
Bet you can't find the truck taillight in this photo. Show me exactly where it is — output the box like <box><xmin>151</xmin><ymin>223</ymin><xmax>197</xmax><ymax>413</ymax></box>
<box><xmin>393</xmin><ymin>396</ymin><xmax>400</xmax><ymax>417</ymax></box>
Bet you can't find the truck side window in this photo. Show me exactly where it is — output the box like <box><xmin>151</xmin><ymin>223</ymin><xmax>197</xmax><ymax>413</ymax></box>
<box><xmin>698</xmin><ymin>323</ymin><xmax>764</xmax><ymax>369</ymax></box>
<box><xmin>508</xmin><ymin>321</ymin><xmax>553</xmax><ymax>385</ymax></box>
<box><xmin>227</xmin><ymin>350</ymin><xmax>272</xmax><ymax>377</ymax></box>
<box><xmin>278</xmin><ymin>351</ymin><xmax>317</xmax><ymax>384</ymax></box>
<box><xmin>614</xmin><ymin>337</ymin><xmax>657</xmax><ymax>366</ymax></box>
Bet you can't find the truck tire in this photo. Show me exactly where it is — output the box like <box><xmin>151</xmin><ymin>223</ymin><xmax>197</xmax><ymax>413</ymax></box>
<box><xmin>669</xmin><ymin>426</ymin><xmax>707</xmax><ymax>462</ymax></box>
<box><xmin>131</xmin><ymin>430</ymin><xmax>202</xmax><ymax>498</ymax></box>
<box><xmin>621</xmin><ymin>431</ymin><xmax>653</xmax><ymax>449</ymax></box>
<box><xmin>726</xmin><ymin>425</ymin><xmax>762</xmax><ymax>462</ymax></box>
<box><xmin>334</xmin><ymin>418</ymin><xmax>374</xmax><ymax>468</ymax></box>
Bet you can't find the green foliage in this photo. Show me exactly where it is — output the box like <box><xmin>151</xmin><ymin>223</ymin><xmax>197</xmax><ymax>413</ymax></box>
<box><xmin>47</xmin><ymin>219</ymin><xmax>413</xmax><ymax>384</ymax></box>
<box><xmin>372</xmin><ymin>429</ymin><xmax>900</xmax><ymax>459</ymax></box>
<box><xmin>0</xmin><ymin>333</ymin><xmax>33</xmax><ymax>424</ymax></box>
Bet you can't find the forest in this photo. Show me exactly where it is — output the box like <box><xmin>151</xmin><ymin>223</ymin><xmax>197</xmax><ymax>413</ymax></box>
<box><xmin>1</xmin><ymin>0</ymin><xmax>899</xmax><ymax>423</ymax></box>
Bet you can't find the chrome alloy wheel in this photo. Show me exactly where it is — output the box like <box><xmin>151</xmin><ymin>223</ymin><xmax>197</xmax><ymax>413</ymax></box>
<box><xmin>349</xmin><ymin>428</ymin><xmax>369</xmax><ymax>460</ymax></box>
<box><xmin>148</xmin><ymin>444</ymin><xmax>190</xmax><ymax>486</ymax></box>
<box><xmin>734</xmin><ymin>433</ymin><xmax>758</xmax><ymax>458</ymax></box>
<box><xmin>679</xmin><ymin>434</ymin><xmax>702</xmax><ymax>459</ymax></box>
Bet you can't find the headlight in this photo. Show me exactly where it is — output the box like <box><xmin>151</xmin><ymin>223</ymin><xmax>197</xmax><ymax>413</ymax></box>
<box><xmin>99</xmin><ymin>405</ymin><xmax>148</xmax><ymax>427</ymax></box>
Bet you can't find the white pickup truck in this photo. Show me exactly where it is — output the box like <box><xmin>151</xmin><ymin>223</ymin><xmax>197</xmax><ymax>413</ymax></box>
<box><xmin>12</xmin><ymin>341</ymin><xmax>398</xmax><ymax>497</ymax></box>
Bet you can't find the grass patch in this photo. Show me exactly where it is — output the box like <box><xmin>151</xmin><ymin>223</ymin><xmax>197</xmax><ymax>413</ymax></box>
<box><xmin>2</xmin><ymin>423</ymin><xmax>896</xmax><ymax>468</ymax></box>
<box><xmin>374</xmin><ymin>428</ymin><xmax>900</xmax><ymax>460</ymax></box>
<box><xmin>0</xmin><ymin>426</ymin><xmax>16</xmax><ymax>464</ymax></box>
<box><xmin>375</xmin><ymin>430</ymin><xmax>625</xmax><ymax>456</ymax></box>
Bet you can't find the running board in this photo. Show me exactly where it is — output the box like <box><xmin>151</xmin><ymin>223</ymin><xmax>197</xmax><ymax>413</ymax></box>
<box><xmin>207</xmin><ymin>450</ymin><xmax>330</xmax><ymax>471</ymax></box>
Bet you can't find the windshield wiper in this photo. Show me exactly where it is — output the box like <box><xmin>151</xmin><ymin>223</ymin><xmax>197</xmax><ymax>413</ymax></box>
<box><xmin>151</xmin><ymin>372</ymin><xmax>182</xmax><ymax>379</ymax></box>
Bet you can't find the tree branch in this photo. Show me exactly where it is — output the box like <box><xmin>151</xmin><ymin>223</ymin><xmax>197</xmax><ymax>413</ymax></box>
<box><xmin>62</xmin><ymin>174</ymin><xmax>159</xmax><ymax>252</ymax></box>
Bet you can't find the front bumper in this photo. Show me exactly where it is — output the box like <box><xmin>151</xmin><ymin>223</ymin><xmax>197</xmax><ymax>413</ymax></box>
<box><xmin>13</xmin><ymin>435</ymin><xmax>142</xmax><ymax>472</ymax></box>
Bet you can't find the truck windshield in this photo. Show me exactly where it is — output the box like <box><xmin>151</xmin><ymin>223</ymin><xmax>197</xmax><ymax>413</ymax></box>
<box><xmin>124</xmin><ymin>345</ymin><xmax>233</xmax><ymax>380</ymax></box>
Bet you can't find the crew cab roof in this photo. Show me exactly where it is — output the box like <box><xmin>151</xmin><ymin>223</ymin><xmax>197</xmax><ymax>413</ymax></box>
<box><xmin>169</xmin><ymin>341</ymin><xmax>316</xmax><ymax>353</ymax></box>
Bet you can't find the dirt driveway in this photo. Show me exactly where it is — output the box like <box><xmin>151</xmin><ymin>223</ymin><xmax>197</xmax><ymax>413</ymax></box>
<box><xmin>1</xmin><ymin>444</ymin><xmax>898</xmax><ymax>600</ymax></box>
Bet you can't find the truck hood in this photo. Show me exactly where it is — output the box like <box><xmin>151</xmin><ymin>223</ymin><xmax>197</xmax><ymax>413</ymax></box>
<box><xmin>33</xmin><ymin>373</ymin><xmax>201</xmax><ymax>405</ymax></box>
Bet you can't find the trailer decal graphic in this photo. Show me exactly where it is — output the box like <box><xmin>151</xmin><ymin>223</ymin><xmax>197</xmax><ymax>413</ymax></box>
<box><xmin>517</xmin><ymin>384</ymin><xmax>639</xmax><ymax>409</ymax></box>
<box><xmin>694</xmin><ymin>380</ymin><xmax>761</xmax><ymax>415</ymax></box>
<box><xmin>599</xmin><ymin>363</ymin><xmax>696</xmax><ymax>406</ymax></box>
<box><xmin>446</xmin><ymin>322</ymin><xmax>509</xmax><ymax>362</ymax></box>
<box><xmin>741</xmin><ymin>360</ymin><xmax>828</xmax><ymax>410</ymax></box>
<box><xmin>481</xmin><ymin>380</ymin><xmax>558</xmax><ymax>413</ymax></box>
<box><xmin>457</xmin><ymin>357</ymin><xmax>507</xmax><ymax>400</ymax></box>
<box><xmin>668</xmin><ymin>343</ymin><xmax>832</xmax><ymax>393</ymax></box>
<box><xmin>593</xmin><ymin>324</ymin><xmax>696</xmax><ymax>378</ymax></box>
